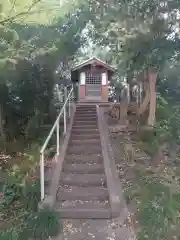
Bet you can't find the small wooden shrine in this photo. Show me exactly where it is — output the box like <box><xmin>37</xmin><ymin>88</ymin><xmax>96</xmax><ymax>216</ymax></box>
<box><xmin>71</xmin><ymin>57</ymin><xmax>115</xmax><ymax>102</ymax></box>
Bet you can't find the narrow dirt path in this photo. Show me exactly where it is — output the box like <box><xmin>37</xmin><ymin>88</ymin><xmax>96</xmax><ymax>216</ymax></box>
<box><xmin>62</xmin><ymin>214</ymin><xmax>136</xmax><ymax>240</ymax></box>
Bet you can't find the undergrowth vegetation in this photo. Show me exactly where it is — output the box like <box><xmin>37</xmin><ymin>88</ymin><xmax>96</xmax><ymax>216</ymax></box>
<box><xmin>1</xmin><ymin>0</ymin><xmax>180</xmax><ymax>238</ymax></box>
<box><xmin>110</xmin><ymin>94</ymin><xmax>180</xmax><ymax>239</ymax></box>
<box><xmin>0</xmin><ymin>0</ymin><xmax>87</xmax><ymax>237</ymax></box>
<box><xmin>0</xmin><ymin>170</ymin><xmax>61</xmax><ymax>239</ymax></box>
<box><xmin>111</xmin><ymin>130</ymin><xmax>180</xmax><ymax>239</ymax></box>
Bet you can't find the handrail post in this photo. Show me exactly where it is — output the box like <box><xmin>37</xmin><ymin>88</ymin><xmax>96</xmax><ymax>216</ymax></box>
<box><xmin>72</xmin><ymin>84</ymin><xmax>74</xmax><ymax>100</ymax></box>
<box><xmin>68</xmin><ymin>93</ymin><xmax>71</xmax><ymax>117</ymax></box>
<box><xmin>40</xmin><ymin>87</ymin><xmax>73</xmax><ymax>202</ymax></box>
<box><xmin>56</xmin><ymin>119</ymin><xmax>60</xmax><ymax>156</ymax></box>
<box><xmin>64</xmin><ymin>87</ymin><xmax>67</xmax><ymax>134</ymax></box>
<box><xmin>40</xmin><ymin>152</ymin><xmax>45</xmax><ymax>201</ymax></box>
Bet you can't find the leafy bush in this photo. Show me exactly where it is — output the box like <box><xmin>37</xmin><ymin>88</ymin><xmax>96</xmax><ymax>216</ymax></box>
<box><xmin>24</xmin><ymin>110</ymin><xmax>44</xmax><ymax>141</ymax></box>
<box><xmin>137</xmin><ymin>181</ymin><xmax>180</xmax><ymax>240</ymax></box>
<box><xmin>139</xmin><ymin>118</ymin><xmax>171</xmax><ymax>156</ymax></box>
<box><xmin>22</xmin><ymin>179</ymin><xmax>41</xmax><ymax>211</ymax></box>
<box><xmin>139</xmin><ymin>128</ymin><xmax>156</xmax><ymax>143</ymax></box>
<box><xmin>156</xmin><ymin>93</ymin><xmax>169</xmax><ymax>120</ymax></box>
<box><xmin>19</xmin><ymin>208</ymin><xmax>60</xmax><ymax>240</ymax></box>
<box><xmin>1</xmin><ymin>176</ymin><xmax>41</xmax><ymax>212</ymax></box>
<box><xmin>0</xmin><ymin>177</ymin><xmax>22</xmax><ymax>208</ymax></box>
<box><xmin>0</xmin><ymin>229</ymin><xmax>19</xmax><ymax>240</ymax></box>
<box><xmin>0</xmin><ymin>209</ymin><xmax>60</xmax><ymax>240</ymax></box>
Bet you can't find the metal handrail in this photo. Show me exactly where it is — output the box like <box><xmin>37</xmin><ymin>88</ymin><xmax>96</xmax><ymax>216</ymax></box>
<box><xmin>54</xmin><ymin>84</ymin><xmax>64</xmax><ymax>102</ymax></box>
<box><xmin>40</xmin><ymin>86</ymin><xmax>74</xmax><ymax>201</ymax></box>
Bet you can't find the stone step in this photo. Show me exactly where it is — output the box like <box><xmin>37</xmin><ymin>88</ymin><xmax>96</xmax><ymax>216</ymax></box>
<box><xmin>75</xmin><ymin>113</ymin><xmax>97</xmax><ymax>118</ymax></box>
<box><xmin>67</xmin><ymin>145</ymin><xmax>102</xmax><ymax>155</ymax></box>
<box><xmin>75</xmin><ymin>112</ymin><xmax>97</xmax><ymax>116</ymax></box>
<box><xmin>69</xmin><ymin>140</ymin><xmax>100</xmax><ymax>146</ymax></box>
<box><xmin>57</xmin><ymin>186</ymin><xmax>109</xmax><ymax>201</ymax></box>
<box><xmin>76</xmin><ymin>109</ymin><xmax>96</xmax><ymax>113</ymax></box>
<box><xmin>74</xmin><ymin>120</ymin><xmax>98</xmax><ymax>125</ymax></box>
<box><xmin>68</xmin><ymin>143</ymin><xmax>101</xmax><ymax>150</ymax></box>
<box><xmin>75</xmin><ymin>112</ymin><xmax>97</xmax><ymax>117</ymax></box>
<box><xmin>70</xmin><ymin>133</ymin><xmax>100</xmax><ymax>140</ymax></box>
<box><xmin>71</xmin><ymin>128</ymin><xmax>99</xmax><ymax>134</ymax></box>
<box><xmin>73</xmin><ymin>124</ymin><xmax>98</xmax><ymax>129</ymax></box>
<box><xmin>61</xmin><ymin>173</ymin><xmax>106</xmax><ymax>187</ymax></box>
<box><xmin>77</xmin><ymin>103</ymin><xmax>96</xmax><ymax>105</ymax></box>
<box><xmin>54</xmin><ymin>201</ymin><xmax>111</xmax><ymax>219</ymax></box>
<box><xmin>63</xmin><ymin>163</ymin><xmax>104</xmax><ymax>174</ymax></box>
<box><xmin>74</xmin><ymin>116</ymin><xmax>97</xmax><ymax>121</ymax></box>
<box><xmin>76</xmin><ymin>106</ymin><xmax>96</xmax><ymax>110</ymax></box>
<box><xmin>76</xmin><ymin>105</ymin><xmax>96</xmax><ymax>108</ymax></box>
<box><xmin>69</xmin><ymin>138</ymin><xmax>101</xmax><ymax>145</ymax></box>
<box><xmin>65</xmin><ymin>153</ymin><xmax>103</xmax><ymax>164</ymax></box>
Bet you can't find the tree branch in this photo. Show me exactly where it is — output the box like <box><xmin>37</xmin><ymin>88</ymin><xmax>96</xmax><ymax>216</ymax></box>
<box><xmin>0</xmin><ymin>0</ymin><xmax>41</xmax><ymax>25</ymax></box>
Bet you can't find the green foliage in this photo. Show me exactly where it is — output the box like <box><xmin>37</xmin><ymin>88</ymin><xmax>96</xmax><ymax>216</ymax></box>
<box><xmin>0</xmin><ymin>229</ymin><xmax>19</xmax><ymax>240</ymax></box>
<box><xmin>0</xmin><ymin>171</ymin><xmax>41</xmax><ymax>211</ymax></box>
<box><xmin>0</xmin><ymin>2</ymin><xmax>88</xmax><ymax>146</ymax></box>
<box><xmin>19</xmin><ymin>209</ymin><xmax>60</xmax><ymax>240</ymax></box>
<box><xmin>156</xmin><ymin>93</ymin><xmax>169</xmax><ymax>120</ymax></box>
<box><xmin>0</xmin><ymin>173</ymin><xmax>60</xmax><ymax>239</ymax></box>
<box><xmin>120</xmin><ymin>138</ymin><xmax>180</xmax><ymax>240</ymax></box>
<box><xmin>137</xmin><ymin>181</ymin><xmax>180</xmax><ymax>240</ymax></box>
<box><xmin>0</xmin><ymin>209</ymin><xmax>60</xmax><ymax>240</ymax></box>
<box><xmin>139</xmin><ymin>121</ymin><xmax>168</xmax><ymax>155</ymax></box>
<box><xmin>1</xmin><ymin>0</ymin><xmax>79</xmax><ymax>25</ymax></box>
<box><xmin>85</xmin><ymin>0</ymin><xmax>180</xmax><ymax>79</ymax></box>
<box><xmin>0</xmin><ymin>1</ymin><xmax>85</xmax><ymax>238</ymax></box>
<box><xmin>22</xmin><ymin>179</ymin><xmax>40</xmax><ymax>211</ymax></box>
<box><xmin>156</xmin><ymin>104</ymin><xmax>180</xmax><ymax>146</ymax></box>
<box><xmin>0</xmin><ymin>176</ymin><xmax>22</xmax><ymax>208</ymax></box>
<box><xmin>1</xmin><ymin>59</ymin><xmax>54</xmax><ymax>142</ymax></box>
<box><xmin>81</xmin><ymin>1</ymin><xmax>180</xmax><ymax>239</ymax></box>
<box><xmin>24</xmin><ymin>111</ymin><xmax>44</xmax><ymax>141</ymax></box>
<box><xmin>157</xmin><ymin>61</ymin><xmax>180</xmax><ymax>104</ymax></box>
<box><xmin>139</xmin><ymin>93</ymin><xmax>180</xmax><ymax>156</ymax></box>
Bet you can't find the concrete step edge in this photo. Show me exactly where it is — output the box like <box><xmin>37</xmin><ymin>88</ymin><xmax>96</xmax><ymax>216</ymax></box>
<box><xmin>57</xmin><ymin>186</ymin><xmax>109</xmax><ymax>201</ymax></box>
<box><xmin>61</xmin><ymin>173</ymin><xmax>106</xmax><ymax>186</ymax></box>
<box><xmin>54</xmin><ymin>202</ymin><xmax>111</xmax><ymax>219</ymax></box>
<box><xmin>63</xmin><ymin>163</ymin><xmax>104</xmax><ymax>174</ymax></box>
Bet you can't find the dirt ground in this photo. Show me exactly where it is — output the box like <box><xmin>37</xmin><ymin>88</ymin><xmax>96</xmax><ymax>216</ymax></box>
<box><xmin>62</xmin><ymin>212</ymin><xmax>136</xmax><ymax>240</ymax></box>
<box><xmin>110</xmin><ymin>129</ymin><xmax>180</xmax><ymax>240</ymax></box>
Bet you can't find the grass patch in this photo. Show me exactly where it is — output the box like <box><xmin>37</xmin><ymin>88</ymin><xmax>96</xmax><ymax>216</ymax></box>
<box><xmin>21</xmin><ymin>208</ymin><xmax>60</xmax><ymax>239</ymax></box>
<box><xmin>136</xmin><ymin>180</ymin><xmax>180</xmax><ymax>239</ymax></box>
<box><xmin>0</xmin><ymin>178</ymin><xmax>61</xmax><ymax>240</ymax></box>
<box><xmin>111</xmin><ymin>134</ymin><xmax>180</xmax><ymax>240</ymax></box>
<box><xmin>0</xmin><ymin>143</ymin><xmax>60</xmax><ymax>239</ymax></box>
<box><xmin>0</xmin><ymin>208</ymin><xmax>61</xmax><ymax>240</ymax></box>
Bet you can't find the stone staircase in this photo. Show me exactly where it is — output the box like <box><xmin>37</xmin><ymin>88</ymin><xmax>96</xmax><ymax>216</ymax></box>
<box><xmin>54</xmin><ymin>104</ymin><xmax>113</xmax><ymax>218</ymax></box>
<box><xmin>40</xmin><ymin>104</ymin><xmax>121</xmax><ymax>219</ymax></box>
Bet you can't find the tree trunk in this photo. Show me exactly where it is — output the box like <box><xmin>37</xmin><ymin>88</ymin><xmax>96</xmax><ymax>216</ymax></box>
<box><xmin>147</xmin><ymin>70</ymin><xmax>157</xmax><ymax>126</ymax></box>
<box><xmin>0</xmin><ymin>103</ymin><xmax>5</xmax><ymax>138</ymax></box>
<box><xmin>138</xmin><ymin>81</ymin><xmax>150</xmax><ymax>115</ymax></box>
<box><xmin>129</xmin><ymin>81</ymin><xmax>134</xmax><ymax>102</ymax></box>
<box><xmin>119</xmin><ymin>87</ymin><xmax>129</xmax><ymax>125</ymax></box>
